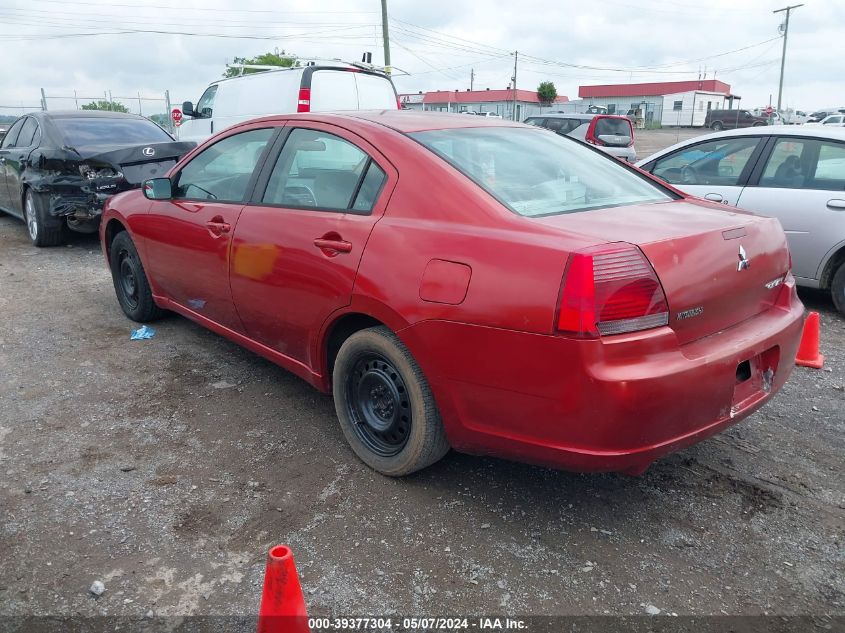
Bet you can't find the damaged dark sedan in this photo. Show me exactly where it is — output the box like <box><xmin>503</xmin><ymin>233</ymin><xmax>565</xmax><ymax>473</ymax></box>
<box><xmin>0</xmin><ymin>110</ymin><xmax>194</xmax><ymax>246</ymax></box>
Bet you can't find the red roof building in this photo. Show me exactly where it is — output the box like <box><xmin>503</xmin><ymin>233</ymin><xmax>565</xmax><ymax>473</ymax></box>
<box><xmin>399</xmin><ymin>88</ymin><xmax>568</xmax><ymax>119</ymax></box>
<box><xmin>579</xmin><ymin>80</ymin><xmax>732</xmax><ymax>99</ymax></box>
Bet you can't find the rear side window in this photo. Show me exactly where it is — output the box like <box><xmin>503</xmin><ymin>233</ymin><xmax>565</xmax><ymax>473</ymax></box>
<box><xmin>0</xmin><ymin>118</ymin><xmax>25</xmax><ymax>148</ymax></box>
<box><xmin>262</xmin><ymin>128</ymin><xmax>382</xmax><ymax>213</ymax></box>
<box><xmin>760</xmin><ymin>138</ymin><xmax>845</xmax><ymax>190</ymax></box>
<box><xmin>174</xmin><ymin>127</ymin><xmax>274</xmax><ymax>202</ymax></box>
<box><xmin>651</xmin><ymin>136</ymin><xmax>761</xmax><ymax>186</ymax></box>
<box><xmin>545</xmin><ymin>118</ymin><xmax>581</xmax><ymax>134</ymax></box>
<box><xmin>14</xmin><ymin>118</ymin><xmax>38</xmax><ymax>147</ymax></box>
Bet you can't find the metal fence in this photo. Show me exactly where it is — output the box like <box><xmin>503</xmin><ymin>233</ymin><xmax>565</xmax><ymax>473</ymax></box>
<box><xmin>0</xmin><ymin>89</ymin><xmax>187</xmax><ymax>133</ymax></box>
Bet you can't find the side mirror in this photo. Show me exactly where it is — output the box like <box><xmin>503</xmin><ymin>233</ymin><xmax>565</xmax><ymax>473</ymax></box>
<box><xmin>143</xmin><ymin>178</ymin><xmax>172</xmax><ymax>200</ymax></box>
<box><xmin>182</xmin><ymin>101</ymin><xmax>195</xmax><ymax>117</ymax></box>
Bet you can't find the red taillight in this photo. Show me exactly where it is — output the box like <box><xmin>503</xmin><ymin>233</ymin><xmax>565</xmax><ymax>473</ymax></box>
<box><xmin>584</xmin><ymin>117</ymin><xmax>603</xmax><ymax>146</ymax></box>
<box><xmin>557</xmin><ymin>244</ymin><xmax>669</xmax><ymax>338</ymax></box>
<box><xmin>297</xmin><ymin>88</ymin><xmax>311</xmax><ymax>113</ymax></box>
<box><xmin>396</xmin><ymin>96</ymin><xmax>402</xmax><ymax>110</ymax></box>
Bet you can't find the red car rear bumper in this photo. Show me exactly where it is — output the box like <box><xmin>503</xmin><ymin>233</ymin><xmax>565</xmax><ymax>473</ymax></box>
<box><xmin>400</xmin><ymin>286</ymin><xmax>804</xmax><ymax>474</ymax></box>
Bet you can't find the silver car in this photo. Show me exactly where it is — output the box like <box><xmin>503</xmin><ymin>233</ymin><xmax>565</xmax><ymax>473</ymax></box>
<box><xmin>524</xmin><ymin>113</ymin><xmax>637</xmax><ymax>162</ymax></box>
<box><xmin>637</xmin><ymin>125</ymin><xmax>845</xmax><ymax>314</ymax></box>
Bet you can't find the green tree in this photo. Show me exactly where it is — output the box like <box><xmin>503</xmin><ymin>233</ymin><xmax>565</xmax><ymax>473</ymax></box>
<box><xmin>81</xmin><ymin>100</ymin><xmax>129</xmax><ymax>113</ymax></box>
<box><xmin>224</xmin><ymin>51</ymin><xmax>298</xmax><ymax>78</ymax></box>
<box><xmin>537</xmin><ymin>81</ymin><xmax>557</xmax><ymax>105</ymax></box>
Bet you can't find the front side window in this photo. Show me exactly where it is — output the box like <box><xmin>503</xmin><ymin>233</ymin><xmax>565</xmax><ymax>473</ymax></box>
<box><xmin>262</xmin><ymin>128</ymin><xmax>383</xmax><ymax>213</ymax></box>
<box><xmin>195</xmin><ymin>85</ymin><xmax>218</xmax><ymax>118</ymax></box>
<box><xmin>412</xmin><ymin>127</ymin><xmax>673</xmax><ymax>217</ymax></box>
<box><xmin>174</xmin><ymin>128</ymin><xmax>274</xmax><ymax>202</ymax></box>
<box><xmin>650</xmin><ymin>136</ymin><xmax>760</xmax><ymax>186</ymax></box>
<box><xmin>760</xmin><ymin>138</ymin><xmax>845</xmax><ymax>190</ymax></box>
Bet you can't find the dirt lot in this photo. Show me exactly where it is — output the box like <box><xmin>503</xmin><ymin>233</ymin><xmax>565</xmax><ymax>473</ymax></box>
<box><xmin>0</xmin><ymin>141</ymin><xmax>843</xmax><ymax>625</ymax></box>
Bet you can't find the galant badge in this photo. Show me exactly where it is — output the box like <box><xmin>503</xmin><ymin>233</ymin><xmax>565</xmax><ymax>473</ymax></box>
<box><xmin>737</xmin><ymin>244</ymin><xmax>750</xmax><ymax>271</ymax></box>
<box><xmin>142</xmin><ymin>147</ymin><xmax>156</xmax><ymax>157</ymax></box>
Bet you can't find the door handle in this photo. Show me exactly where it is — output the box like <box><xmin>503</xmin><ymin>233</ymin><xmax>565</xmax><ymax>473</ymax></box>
<box><xmin>826</xmin><ymin>199</ymin><xmax>845</xmax><ymax>211</ymax></box>
<box><xmin>704</xmin><ymin>193</ymin><xmax>724</xmax><ymax>202</ymax></box>
<box><xmin>206</xmin><ymin>216</ymin><xmax>230</xmax><ymax>236</ymax></box>
<box><xmin>314</xmin><ymin>237</ymin><xmax>352</xmax><ymax>255</ymax></box>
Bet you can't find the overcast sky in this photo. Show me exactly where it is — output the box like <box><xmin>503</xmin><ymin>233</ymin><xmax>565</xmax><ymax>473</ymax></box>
<box><xmin>0</xmin><ymin>0</ymin><xmax>842</xmax><ymax>117</ymax></box>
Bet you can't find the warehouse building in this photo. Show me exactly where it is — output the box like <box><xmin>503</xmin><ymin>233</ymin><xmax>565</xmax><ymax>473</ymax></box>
<box><xmin>574</xmin><ymin>79</ymin><xmax>741</xmax><ymax>127</ymax></box>
<box><xmin>399</xmin><ymin>88</ymin><xmax>569</xmax><ymax>120</ymax></box>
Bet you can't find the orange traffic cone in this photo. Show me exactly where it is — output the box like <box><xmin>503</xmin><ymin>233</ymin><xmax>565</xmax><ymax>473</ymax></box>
<box><xmin>257</xmin><ymin>545</ymin><xmax>310</xmax><ymax>633</ymax></box>
<box><xmin>795</xmin><ymin>311</ymin><xmax>825</xmax><ymax>369</ymax></box>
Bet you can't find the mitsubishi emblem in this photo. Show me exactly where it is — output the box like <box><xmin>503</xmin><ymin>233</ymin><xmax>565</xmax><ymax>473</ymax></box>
<box><xmin>737</xmin><ymin>245</ymin><xmax>750</xmax><ymax>271</ymax></box>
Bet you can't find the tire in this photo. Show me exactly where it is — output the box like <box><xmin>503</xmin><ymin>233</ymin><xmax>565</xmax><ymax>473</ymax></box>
<box><xmin>832</xmin><ymin>262</ymin><xmax>845</xmax><ymax>315</ymax></box>
<box><xmin>109</xmin><ymin>231</ymin><xmax>165</xmax><ymax>322</ymax></box>
<box><xmin>24</xmin><ymin>189</ymin><xmax>65</xmax><ymax>247</ymax></box>
<box><xmin>711</xmin><ymin>121</ymin><xmax>724</xmax><ymax>131</ymax></box>
<box><xmin>332</xmin><ymin>326</ymin><xmax>450</xmax><ymax>476</ymax></box>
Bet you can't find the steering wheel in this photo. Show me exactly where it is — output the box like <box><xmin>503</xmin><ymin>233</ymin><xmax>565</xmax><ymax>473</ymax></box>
<box><xmin>281</xmin><ymin>185</ymin><xmax>317</xmax><ymax>207</ymax></box>
<box><xmin>680</xmin><ymin>164</ymin><xmax>699</xmax><ymax>185</ymax></box>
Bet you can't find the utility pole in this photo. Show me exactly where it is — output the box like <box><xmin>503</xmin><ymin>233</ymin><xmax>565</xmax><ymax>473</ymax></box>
<box><xmin>511</xmin><ymin>51</ymin><xmax>518</xmax><ymax>121</ymax></box>
<box><xmin>470</xmin><ymin>68</ymin><xmax>474</xmax><ymax>91</ymax></box>
<box><xmin>380</xmin><ymin>0</ymin><xmax>391</xmax><ymax>75</ymax></box>
<box><xmin>774</xmin><ymin>4</ymin><xmax>803</xmax><ymax>113</ymax></box>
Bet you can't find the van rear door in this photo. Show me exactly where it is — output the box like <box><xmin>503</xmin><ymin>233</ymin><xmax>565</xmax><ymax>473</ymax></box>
<box><xmin>309</xmin><ymin>69</ymin><xmax>398</xmax><ymax>111</ymax></box>
<box><xmin>310</xmin><ymin>70</ymin><xmax>359</xmax><ymax>111</ymax></box>
<box><xmin>355</xmin><ymin>72</ymin><xmax>398</xmax><ymax>109</ymax></box>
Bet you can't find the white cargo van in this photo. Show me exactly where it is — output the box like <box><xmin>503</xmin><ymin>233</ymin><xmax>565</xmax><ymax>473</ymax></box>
<box><xmin>178</xmin><ymin>64</ymin><xmax>399</xmax><ymax>143</ymax></box>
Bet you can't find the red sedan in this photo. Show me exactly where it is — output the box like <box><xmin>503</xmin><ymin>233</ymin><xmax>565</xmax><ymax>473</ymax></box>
<box><xmin>100</xmin><ymin>111</ymin><xmax>804</xmax><ymax>476</ymax></box>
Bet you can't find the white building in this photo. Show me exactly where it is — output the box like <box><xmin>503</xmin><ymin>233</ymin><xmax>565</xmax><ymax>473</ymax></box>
<box><xmin>576</xmin><ymin>80</ymin><xmax>742</xmax><ymax>127</ymax></box>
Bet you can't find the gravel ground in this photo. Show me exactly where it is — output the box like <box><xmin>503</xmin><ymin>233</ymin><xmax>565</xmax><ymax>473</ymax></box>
<box><xmin>634</xmin><ymin>128</ymin><xmax>711</xmax><ymax>159</ymax></box>
<box><xmin>0</xmin><ymin>167</ymin><xmax>843</xmax><ymax>625</ymax></box>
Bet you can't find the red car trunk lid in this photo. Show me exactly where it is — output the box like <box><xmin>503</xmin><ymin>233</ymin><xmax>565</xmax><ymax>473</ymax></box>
<box><xmin>535</xmin><ymin>200</ymin><xmax>791</xmax><ymax>344</ymax></box>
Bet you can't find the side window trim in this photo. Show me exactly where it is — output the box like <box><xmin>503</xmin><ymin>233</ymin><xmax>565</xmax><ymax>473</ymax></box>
<box><xmin>736</xmin><ymin>136</ymin><xmax>771</xmax><ymax>187</ymax></box>
<box><xmin>251</xmin><ymin>125</ymin><xmax>388</xmax><ymax>216</ymax></box>
<box><xmin>172</xmin><ymin>126</ymin><xmax>281</xmax><ymax>204</ymax></box>
<box><xmin>745</xmin><ymin>136</ymin><xmax>777</xmax><ymax>186</ymax></box>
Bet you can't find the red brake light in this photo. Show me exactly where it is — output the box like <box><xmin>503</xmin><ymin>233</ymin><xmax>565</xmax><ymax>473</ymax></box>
<box><xmin>557</xmin><ymin>244</ymin><xmax>669</xmax><ymax>338</ymax></box>
<box><xmin>297</xmin><ymin>88</ymin><xmax>311</xmax><ymax>113</ymax></box>
<box><xmin>584</xmin><ymin>117</ymin><xmax>603</xmax><ymax>146</ymax></box>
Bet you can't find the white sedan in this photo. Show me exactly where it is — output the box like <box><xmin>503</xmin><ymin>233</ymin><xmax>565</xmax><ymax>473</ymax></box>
<box><xmin>637</xmin><ymin>125</ymin><xmax>845</xmax><ymax>314</ymax></box>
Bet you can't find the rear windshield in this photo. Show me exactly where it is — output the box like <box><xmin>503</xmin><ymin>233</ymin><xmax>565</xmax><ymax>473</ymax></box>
<box><xmin>53</xmin><ymin>117</ymin><xmax>172</xmax><ymax>147</ymax></box>
<box><xmin>412</xmin><ymin>127</ymin><xmax>672</xmax><ymax>217</ymax></box>
<box><xmin>594</xmin><ymin>117</ymin><xmax>631</xmax><ymax>138</ymax></box>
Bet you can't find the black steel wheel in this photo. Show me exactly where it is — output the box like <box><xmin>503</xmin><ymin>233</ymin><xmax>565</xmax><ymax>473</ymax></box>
<box><xmin>109</xmin><ymin>231</ymin><xmax>165</xmax><ymax>322</ymax></box>
<box><xmin>346</xmin><ymin>353</ymin><xmax>412</xmax><ymax>457</ymax></box>
<box><xmin>333</xmin><ymin>326</ymin><xmax>450</xmax><ymax>476</ymax></box>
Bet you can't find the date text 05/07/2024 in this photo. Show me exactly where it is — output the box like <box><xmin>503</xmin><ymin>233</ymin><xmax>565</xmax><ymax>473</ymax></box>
<box><xmin>308</xmin><ymin>617</ymin><xmax>528</xmax><ymax>630</ymax></box>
